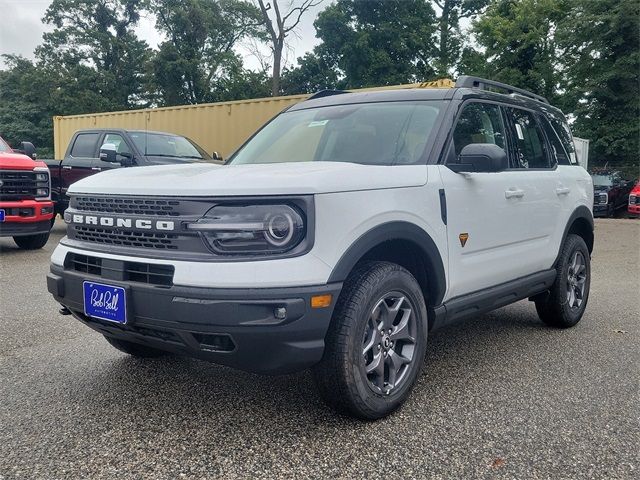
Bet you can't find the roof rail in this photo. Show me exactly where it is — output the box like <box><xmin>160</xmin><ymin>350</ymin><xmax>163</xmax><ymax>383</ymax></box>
<box><xmin>455</xmin><ymin>76</ymin><xmax>549</xmax><ymax>104</ymax></box>
<box><xmin>307</xmin><ymin>89</ymin><xmax>349</xmax><ymax>100</ymax></box>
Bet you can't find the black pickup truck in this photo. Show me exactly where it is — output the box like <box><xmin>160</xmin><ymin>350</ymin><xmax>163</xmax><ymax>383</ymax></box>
<box><xmin>591</xmin><ymin>170</ymin><xmax>635</xmax><ymax>217</ymax></box>
<box><xmin>44</xmin><ymin>129</ymin><xmax>217</xmax><ymax>216</ymax></box>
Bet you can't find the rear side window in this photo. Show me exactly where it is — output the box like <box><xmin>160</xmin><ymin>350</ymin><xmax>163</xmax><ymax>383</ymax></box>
<box><xmin>539</xmin><ymin>116</ymin><xmax>570</xmax><ymax>165</ymax></box>
<box><xmin>505</xmin><ymin>108</ymin><xmax>552</xmax><ymax>169</ymax></box>
<box><xmin>70</xmin><ymin>133</ymin><xmax>100</xmax><ymax>157</ymax></box>
<box><xmin>451</xmin><ymin>102</ymin><xmax>505</xmax><ymax>157</ymax></box>
<box><xmin>548</xmin><ymin>114</ymin><xmax>578</xmax><ymax>165</ymax></box>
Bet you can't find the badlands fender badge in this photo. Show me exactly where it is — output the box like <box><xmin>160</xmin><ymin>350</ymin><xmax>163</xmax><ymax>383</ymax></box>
<box><xmin>459</xmin><ymin>233</ymin><xmax>469</xmax><ymax>248</ymax></box>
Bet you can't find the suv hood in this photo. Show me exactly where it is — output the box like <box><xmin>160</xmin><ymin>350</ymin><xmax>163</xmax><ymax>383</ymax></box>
<box><xmin>68</xmin><ymin>162</ymin><xmax>428</xmax><ymax>196</ymax></box>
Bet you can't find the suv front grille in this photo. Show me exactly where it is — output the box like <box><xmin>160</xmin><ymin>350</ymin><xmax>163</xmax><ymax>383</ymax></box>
<box><xmin>66</xmin><ymin>253</ymin><xmax>174</xmax><ymax>286</ymax></box>
<box><xmin>73</xmin><ymin>226</ymin><xmax>179</xmax><ymax>250</ymax></box>
<box><xmin>74</xmin><ymin>196</ymin><xmax>181</xmax><ymax>216</ymax></box>
<box><xmin>0</xmin><ymin>170</ymin><xmax>38</xmax><ymax>200</ymax></box>
<box><xmin>66</xmin><ymin>195</ymin><xmax>214</xmax><ymax>257</ymax></box>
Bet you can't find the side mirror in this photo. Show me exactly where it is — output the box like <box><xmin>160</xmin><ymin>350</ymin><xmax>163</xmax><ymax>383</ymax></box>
<box><xmin>448</xmin><ymin>144</ymin><xmax>508</xmax><ymax>173</ymax></box>
<box><xmin>99</xmin><ymin>143</ymin><xmax>117</xmax><ymax>163</ymax></box>
<box><xmin>212</xmin><ymin>151</ymin><xmax>223</xmax><ymax>161</ymax></box>
<box><xmin>17</xmin><ymin>141</ymin><xmax>37</xmax><ymax>160</ymax></box>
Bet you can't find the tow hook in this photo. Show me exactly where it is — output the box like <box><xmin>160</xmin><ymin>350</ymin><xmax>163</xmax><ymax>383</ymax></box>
<box><xmin>58</xmin><ymin>305</ymin><xmax>71</xmax><ymax>316</ymax></box>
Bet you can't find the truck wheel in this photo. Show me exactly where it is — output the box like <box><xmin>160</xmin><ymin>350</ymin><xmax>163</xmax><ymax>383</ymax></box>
<box><xmin>535</xmin><ymin>234</ymin><xmax>590</xmax><ymax>328</ymax></box>
<box><xmin>104</xmin><ymin>336</ymin><xmax>166</xmax><ymax>358</ymax></box>
<box><xmin>313</xmin><ymin>261</ymin><xmax>428</xmax><ymax>420</ymax></box>
<box><xmin>13</xmin><ymin>232</ymin><xmax>50</xmax><ymax>250</ymax></box>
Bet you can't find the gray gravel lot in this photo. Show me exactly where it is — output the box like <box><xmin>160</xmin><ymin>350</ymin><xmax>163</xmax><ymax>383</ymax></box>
<box><xmin>1</xmin><ymin>218</ymin><xmax>638</xmax><ymax>479</ymax></box>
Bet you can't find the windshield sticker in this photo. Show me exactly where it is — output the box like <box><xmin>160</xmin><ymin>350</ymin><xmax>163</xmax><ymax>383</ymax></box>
<box><xmin>308</xmin><ymin>120</ymin><xmax>329</xmax><ymax>128</ymax></box>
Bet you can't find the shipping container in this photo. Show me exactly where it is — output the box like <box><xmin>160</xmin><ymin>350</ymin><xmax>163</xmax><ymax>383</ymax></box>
<box><xmin>52</xmin><ymin>80</ymin><xmax>455</xmax><ymax>160</ymax></box>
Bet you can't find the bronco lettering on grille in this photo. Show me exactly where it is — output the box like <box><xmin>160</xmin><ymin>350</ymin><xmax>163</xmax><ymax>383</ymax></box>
<box><xmin>70</xmin><ymin>214</ymin><xmax>175</xmax><ymax>231</ymax></box>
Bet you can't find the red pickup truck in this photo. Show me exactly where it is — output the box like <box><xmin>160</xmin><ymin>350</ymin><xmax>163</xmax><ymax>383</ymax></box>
<box><xmin>0</xmin><ymin>136</ymin><xmax>54</xmax><ymax>249</ymax></box>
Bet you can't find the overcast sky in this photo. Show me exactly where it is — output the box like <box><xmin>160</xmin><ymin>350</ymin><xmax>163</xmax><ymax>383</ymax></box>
<box><xmin>0</xmin><ymin>0</ymin><xmax>324</xmax><ymax>69</ymax></box>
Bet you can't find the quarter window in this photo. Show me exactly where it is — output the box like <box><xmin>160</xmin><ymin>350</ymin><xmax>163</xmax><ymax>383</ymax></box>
<box><xmin>70</xmin><ymin>133</ymin><xmax>100</xmax><ymax>158</ymax></box>
<box><xmin>505</xmin><ymin>108</ymin><xmax>551</xmax><ymax>169</ymax></box>
<box><xmin>451</xmin><ymin>103</ymin><xmax>505</xmax><ymax>157</ymax></box>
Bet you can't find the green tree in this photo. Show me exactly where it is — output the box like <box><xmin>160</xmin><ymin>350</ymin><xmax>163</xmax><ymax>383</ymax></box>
<box><xmin>0</xmin><ymin>56</ymin><xmax>56</xmax><ymax>155</ymax></box>
<box><xmin>558</xmin><ymin>0</ymin><xmax>639</xmax><ymax>167</ymax></box>
<box><xmin>433</xmin><ymin>0</ymin><xmax>489</xmax><ymax>76</ymax></box>
<box><xmin>38</xmin><ymin>0</ymin><xmax>151</xmax><ymax>109</ymax></box>
<box><xmin>150</xmin><ymin>0</ymin><xmax>265</xmax><ymax>105</ymax></box>
<box><xmin>280</xmin><ymin>52</ymin><xmax>340</xmax><ymax>94</ymax></box>
<box><xmin>471</xmin><ymin>0</ymin><xmax>567</xmax><ymax>102</ymax></box>
<box><xmin>303</xmin><ymin>0</ymin><xmax>439</xmax><ymax>89</ymax></box>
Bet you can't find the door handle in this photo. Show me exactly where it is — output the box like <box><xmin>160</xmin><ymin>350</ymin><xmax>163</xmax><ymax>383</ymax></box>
<box><xmin>91</xmin><ymin>167</ymin><xmax>102</xmax><ymax>171</ymax></box>
<box><xmin>556</xmin><ymin>187</ymin><xmax>571</xmax><ymax>195</ymax></box>
<box><xmin>62</xmin><ymin>166</ymin><xmax>72</xmax><ymax>170</ymax></box>
<box><xmin>505</xmin><ymin>188</ymin><xmax>525</xmax><ymax>199</ymax></box>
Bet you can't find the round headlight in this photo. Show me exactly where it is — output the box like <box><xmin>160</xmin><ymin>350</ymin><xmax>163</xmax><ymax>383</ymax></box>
<box><xmin>265</xmin><ymin>213</ymin><xmax>295</xmax><ymax>246</ymax></box>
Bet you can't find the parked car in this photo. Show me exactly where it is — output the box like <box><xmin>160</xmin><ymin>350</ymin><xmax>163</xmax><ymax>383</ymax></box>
<box><xmin>628</xmin><ymin>181</ymin><xmax>640</xmax><ymax>217</ymax></box>
<box><xmin>44</xmin><ymin>129</ymin><xmax>217</xmax><ymax>217</ymax></box>
<box><xmin>591</xmin><ymin>171</ymin><xmax>634</xmax><ymax>217</ymax></box>
<box><xmin>0</xmin><ymin>136</ymin><xmax>54</xmax><ymax>249</ymax></box>
<box><xmin>47</xmin><ymin>76</ymin><xmax>594</xmax><ymax>419</ymax></box>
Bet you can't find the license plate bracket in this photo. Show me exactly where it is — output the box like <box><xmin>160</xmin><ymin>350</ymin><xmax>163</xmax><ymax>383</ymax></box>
<box><xmin>83</xmin><ymin>281</ymin><xmax>127</xmax><ymax>324</ymax></box>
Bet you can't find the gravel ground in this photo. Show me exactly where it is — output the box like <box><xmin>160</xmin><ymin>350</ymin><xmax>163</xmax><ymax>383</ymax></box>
<box><xmin>0</xmin><ymin>218</ymin><xmax>638</xmax><ymax>479</ymax></box>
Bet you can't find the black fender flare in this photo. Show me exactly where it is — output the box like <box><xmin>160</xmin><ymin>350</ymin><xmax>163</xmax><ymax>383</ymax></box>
<box><xmin>327</xmin><ymin>221</ymin><xmax>447</xmax><ymax>306</ymax></box>
<box><xmin>555</xmin><ymin>205</ymin><xmax>594</xmax><ymax>264</ymax></box>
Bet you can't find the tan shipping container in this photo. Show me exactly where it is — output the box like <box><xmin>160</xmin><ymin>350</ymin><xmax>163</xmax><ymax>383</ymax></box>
<box><xmin>52</xmin><ymin>79</ymin><xmax>454</xmax><ymax>160</ymax></box>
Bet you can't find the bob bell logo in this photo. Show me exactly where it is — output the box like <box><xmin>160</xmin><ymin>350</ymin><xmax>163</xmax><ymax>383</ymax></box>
<box><xmin>69</xmin><ymin>214</ymin><xmax>175</xmax><ymax>231</ymax></box>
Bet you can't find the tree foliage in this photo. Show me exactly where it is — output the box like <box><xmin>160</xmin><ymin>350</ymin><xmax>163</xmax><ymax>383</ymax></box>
<box><xmin>0</xmin><ymin>0</ymin><xmax>637</xmax><ymax>170</ymax></box>
<box><xmin>150</xmin><ymin>0</ymin><xmax>265</xmax><ymax>105</ymax></box>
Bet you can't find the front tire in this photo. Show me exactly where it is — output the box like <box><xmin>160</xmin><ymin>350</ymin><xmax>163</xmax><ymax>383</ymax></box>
<box><xmin>13</xmin><ymin>232</ymin><xmax>50</xmax><ymax>250</ymax></box>
<box><xmin>535</xmin><ymin>234</ymin><xmax>590</xmax><ymax>328</ymax></box>
<box><xmin>313</xmin><ymin>261</ymin><xmax>428</xmax><ymax>420</ymax></box>
<box><xmin>104</xmin><ymin>336</ymin><xmax>166</xmax><ymax>358</ymax></box>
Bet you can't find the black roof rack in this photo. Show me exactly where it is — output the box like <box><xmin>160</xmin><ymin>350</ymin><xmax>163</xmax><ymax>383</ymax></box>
<box><xmin>307</xmin><ymin>89</ymin><xmax>349</xmax><ymax>100</ymax></box>
<box><xmin>455</xmin><ymin>76</ymin><xmax>549</xmax><ymax>104</ymax></box>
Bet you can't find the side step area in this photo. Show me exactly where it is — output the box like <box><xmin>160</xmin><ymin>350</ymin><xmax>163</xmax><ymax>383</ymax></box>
<box><xmin>430</xmin><ymin>269</ymin><xmax>557</xmax><ymax>330</ymax></box>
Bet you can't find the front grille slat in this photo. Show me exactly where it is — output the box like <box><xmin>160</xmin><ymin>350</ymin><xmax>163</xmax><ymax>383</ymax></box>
<box><xmin>65</xmin><ymin>253</ymin><xmax>174</xmax><ymax>286</ymax></box>
<box><xmin>74</xmin><ymin>196</ymin><xmax>181</xmax><ymax>216</ymax></box>
<box><xmin>0</xmin><ymin>170</ymin><xmax>39</xmax><ymax>200</ymax></box>
<box><xmin>73</xmin><ymin>226</ymin><xmax>179</xmax><ymax>250</ymax></box>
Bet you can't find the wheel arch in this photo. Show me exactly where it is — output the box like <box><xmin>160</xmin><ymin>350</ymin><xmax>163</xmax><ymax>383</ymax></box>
<box><xmin>327</xmin><ymin>222</ymin><xmax>447</xmax><ymax>311</ymax></box>
<box><xmin>558</xmin><ymin>205</ymin><xmax>594</xmax><ymax>262</ymax></box>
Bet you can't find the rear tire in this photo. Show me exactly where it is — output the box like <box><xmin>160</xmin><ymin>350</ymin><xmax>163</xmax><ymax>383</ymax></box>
<box><xmin>535</xmin><ymin>234</ymin><xmax>590</xmax><ymax>328</ymax></box>
<box><xmin>313</xmin><ymin>261</ymin><xmax>428</xmax><ymax>420</ymax></box>
<box><xmin>13</xmin><ymin>232</ymin><xmax>50</xmax><ymax>250</ymax></box>
<box><xmin>104</xmin><ymin>336</ymin><xmax>166</xmax><ymax>358</ymax></box>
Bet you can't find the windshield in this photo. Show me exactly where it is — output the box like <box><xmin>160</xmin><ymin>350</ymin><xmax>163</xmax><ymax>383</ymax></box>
<box><xmin>129</xmin><ymin>132</ymin><xmax>209</xmax><ymax>159</ymax></box>
<box><xmin>0</xmin><ymin>137</ymin><xmax>11</xmax><ymax>153</ymax></box>
<box><xmin>229</xmin><ymin>101</ymin><xmax>444</xmax><ymax>166</ymax></box>
<box><xmin>591</xmin><ymin>174</ymin><xmax>613</xmax><ymax>187</ymax></box>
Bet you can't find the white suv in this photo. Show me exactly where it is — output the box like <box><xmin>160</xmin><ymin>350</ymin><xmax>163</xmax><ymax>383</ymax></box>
<box><xmin>47</xmin><ymin>77</ymin><xmax>594</xmax><ymax>419</ymax></box>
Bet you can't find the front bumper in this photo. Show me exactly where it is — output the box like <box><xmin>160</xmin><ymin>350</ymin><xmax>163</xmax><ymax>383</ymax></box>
<box><xmin>0</xmin><ymin>200</ymin><xmax>54</xmax><ymax>236</ymax></box>
<box><xmin>628</xmin><ymin>204</ymin><xmax>640</xmax><ymax>216</ymax></box>
<box><xmin>47</xmin><ymin>264</ymin><xmax>341</xmax><ymax>374</ymax></box>
<box><xmin>592</xmin><ymin>204</ymin><xmax>610</xmax><ymax>217</ymax></box>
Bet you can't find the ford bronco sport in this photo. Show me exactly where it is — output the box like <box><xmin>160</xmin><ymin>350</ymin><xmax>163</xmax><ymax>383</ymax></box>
<box><xmin>47</xmin><ymin>77</ymin><xmax>594</xmax><ymax>419</ymax></box>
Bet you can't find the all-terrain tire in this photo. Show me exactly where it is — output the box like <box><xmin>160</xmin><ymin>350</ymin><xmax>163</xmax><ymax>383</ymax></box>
<box><xmin>535</xmin><ymin>234</ymin><xmax>590</xmax><ymax>328</ymax></box>
<box><xmin>13</xmin><ymin>232</ymin><xmax>50</xmax><ymax>250</ymax></box>
<box><xmin>313</xmin><ymin>261</ymin><xmax>428</xmax><ymax>420</ymax></box>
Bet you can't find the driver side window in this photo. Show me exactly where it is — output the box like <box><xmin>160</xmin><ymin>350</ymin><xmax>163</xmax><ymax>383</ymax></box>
<box><xmin>451</xmin><ymin>103</ymin><xmax>506</xmax><ymax>158</ymax></box>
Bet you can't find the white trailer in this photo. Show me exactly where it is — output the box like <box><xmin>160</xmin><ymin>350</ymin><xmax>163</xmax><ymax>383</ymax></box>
<box><xmin>573</xmin><ymin>137</ymin><xmax>590</xmax><ymax>170</ymax></box>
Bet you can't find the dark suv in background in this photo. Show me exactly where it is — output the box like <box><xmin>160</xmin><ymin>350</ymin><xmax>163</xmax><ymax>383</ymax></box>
<box><xmin>591</xmin><ymin>171</ymin><xmax>635</xmax><ymax>217</ymax></box>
